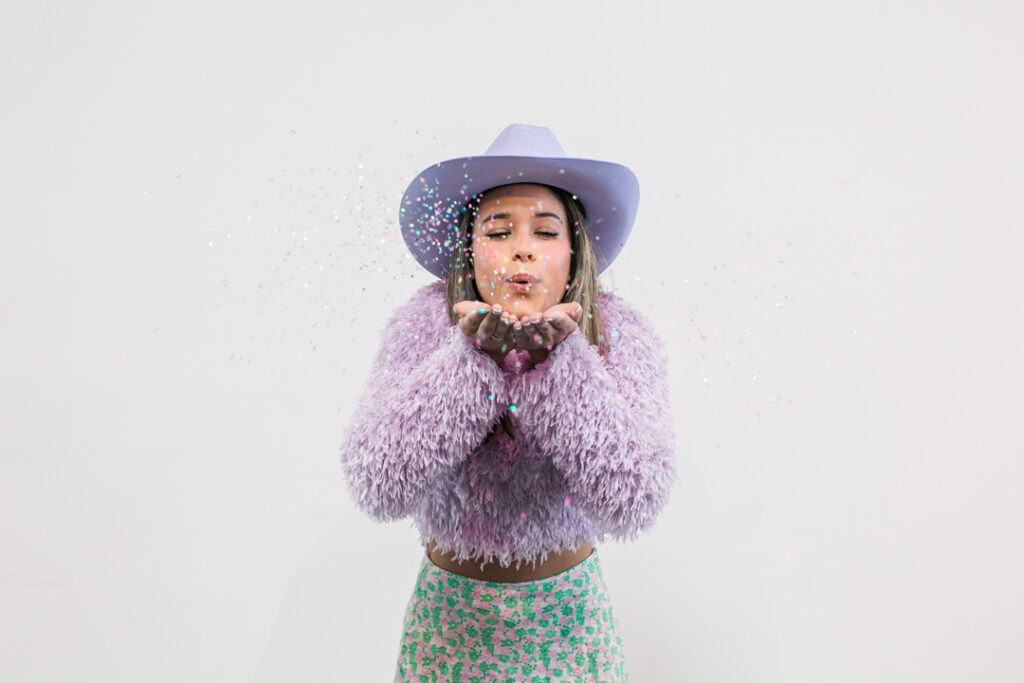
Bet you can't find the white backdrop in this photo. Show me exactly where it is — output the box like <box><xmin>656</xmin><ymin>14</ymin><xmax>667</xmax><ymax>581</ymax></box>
<box><xmin>2</xmin><ymin>1</ymin><xmax>1022</xmax><ymax>681</ymax></box>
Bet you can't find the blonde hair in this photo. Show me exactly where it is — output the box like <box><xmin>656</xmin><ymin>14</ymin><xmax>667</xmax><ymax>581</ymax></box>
<box><xmin>442</xmin><ymin>184</ymin><xmax>608</xmax><ymax>443</ymax></box>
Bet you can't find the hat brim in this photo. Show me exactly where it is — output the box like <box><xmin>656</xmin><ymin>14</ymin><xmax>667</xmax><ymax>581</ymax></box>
<box><xmin>399</xmin><ymin>155</ymin><xmax>639</xmax><ymax>279</ymax></box>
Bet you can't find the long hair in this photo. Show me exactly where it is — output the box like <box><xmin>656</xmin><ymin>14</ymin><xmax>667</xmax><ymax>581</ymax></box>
<box><xmin>442</xmin><ymin>184</ymin><xmax>608</xmax><ymax>442</ymax></box>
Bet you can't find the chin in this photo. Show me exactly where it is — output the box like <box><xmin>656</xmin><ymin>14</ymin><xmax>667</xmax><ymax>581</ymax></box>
<box><xmin>508</xmin><ymin>299</ymin><xmax>551</xmax><ymax>317</ymax></box>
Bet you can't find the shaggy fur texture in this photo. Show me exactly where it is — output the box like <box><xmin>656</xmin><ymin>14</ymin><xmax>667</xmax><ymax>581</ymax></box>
<box><xmin>339</xmin><ymin>281</ymin><xmax>677</xmax><ymax>570</ymax></box>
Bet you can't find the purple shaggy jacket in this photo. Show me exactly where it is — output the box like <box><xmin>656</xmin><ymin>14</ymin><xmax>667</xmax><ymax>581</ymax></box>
<box><xmin>339</xmin><ymin>281</ymin><xmax>676</xmax><ymax>570</ymax></box>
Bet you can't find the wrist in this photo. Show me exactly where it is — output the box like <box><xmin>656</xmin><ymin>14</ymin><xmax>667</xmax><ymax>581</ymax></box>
<box><xmin>486</xmin><ymin>349</ymin><xmax>508</xmax><ymax>366</ymax></box>
<box><xmin>527</xmin><ymin>348</ymin><xmax>550</xmax><ymax>365</ymax></box>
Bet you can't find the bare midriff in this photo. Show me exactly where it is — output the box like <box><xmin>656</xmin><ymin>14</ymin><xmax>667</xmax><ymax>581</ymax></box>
<box><xmin>425</xmin><ymin>538</ymin><xmax>595</xmax><ymax>583</ymax></box>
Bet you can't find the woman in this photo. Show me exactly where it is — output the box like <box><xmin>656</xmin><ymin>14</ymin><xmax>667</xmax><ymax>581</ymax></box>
<box><xmin>339</xmin><ymin>124</ymin><xmax>677</xmax><ymax>682</ymax></box>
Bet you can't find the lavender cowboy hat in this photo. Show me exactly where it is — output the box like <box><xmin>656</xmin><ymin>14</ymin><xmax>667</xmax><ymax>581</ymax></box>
<box><xmin>399</xmin><ymin>123</ymin><xmax>640</xmax><ymax>279</ymax></box>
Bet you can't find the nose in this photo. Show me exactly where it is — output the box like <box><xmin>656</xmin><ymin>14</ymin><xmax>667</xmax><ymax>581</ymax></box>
<box><xmin>512</xmin><ymin>230</ymin><xmax>535</xmax><ymax>263</ymax></box>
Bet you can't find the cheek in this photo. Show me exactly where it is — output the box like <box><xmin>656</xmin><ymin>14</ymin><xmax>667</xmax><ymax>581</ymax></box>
<box><xmin>547</xmin><ymin>241</ymin><xmax>572</xmax><ymax>274</ymax></box>
<box><xmin>470</xmin><ymin>240</ymin><xmax>507</xmax><ymax>301</ymax></box>
<box><xmin>471</xmin><ymin>237</ymin><xmax>500</xmax><ymax>270</ymax></box>
<box><xmin>470</xmin><ymin>239</ymin><xmax>505</xmax><ymax>288</ymax></box>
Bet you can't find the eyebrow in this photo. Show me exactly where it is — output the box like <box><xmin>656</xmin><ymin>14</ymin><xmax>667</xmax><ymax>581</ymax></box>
<box><xmin>534</xmin><ymin>212</ymin><xmax>564</xmax><ymax>223</ymax></box>
<box><xmin>478</xmin><ymin>211</ymin><xmax>564</xmax><ymax>225</ymax></box>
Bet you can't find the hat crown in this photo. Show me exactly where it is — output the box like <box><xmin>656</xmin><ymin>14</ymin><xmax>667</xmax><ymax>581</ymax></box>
<box><xmin>484</xmin><ymin>124</ymin><xmax>566</xmax><ymax>158</ymax></box>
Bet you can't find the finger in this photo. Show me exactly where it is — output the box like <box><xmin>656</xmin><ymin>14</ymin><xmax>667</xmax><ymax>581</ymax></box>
<box><xmin>456</xmin><ymin>302</ymin><xmax>489</xmax><ymax>335</ymax></box>
<box><xmin>477</xmin><ymin>306</ymin><xmax>503</xmax><ymax>340</ymax></box>
<box><xmin>458</xmin><ymin>305</ymin><xmax>488</xmax><ymax>336</ymax></box>
<box><xmin>524</xmin><ymin>319</ymin><xmax>549</xmax><ymax>348</ymax></box>
<box><xmin>498</xmin><ymin>317</ymin><xmax>518</xmax><ymax>352</ymax></box>
<box><xmin>512</xmin><ymin>322</ymin><xmax>533</xmax><ymax>349</ymax></box>
<box><xmin>531</xmin><ymin>321</ymin><xmax>555</xmax><ymax>348</ymax></box>
<box><xmin>544</xmin><ymin>311</ymin><xmax>576</xmax><ymax>338</ymax></box>
<box><xmin>537</xmin><ymin>312</ymin><xmax>577</xmax><ymax>348</ymax></box>
<box><xmin>496</xmin><ymin>312</ymin><xmax>515</xmax><ymax>338</ymax></box>
<box><xmin>453</xmin><ymin>301</ymin><xmax>485</xmax><ymax>319</ymax></box>
<box><xmin>520</xmin><ymin>328</ymin><xmax>539</xmax><ymax>350</ymax></box>
<box><xmin>459</xmin><ymin>318</ymin><xmax>478</xmax><ymax>339</ymax></box>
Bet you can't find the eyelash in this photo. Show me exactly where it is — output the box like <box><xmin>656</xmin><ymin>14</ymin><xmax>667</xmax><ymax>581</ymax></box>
<box><xmin>486</xmin><ymin>231</ymin><xmax>559</xmax><ymax>239</ymax></box>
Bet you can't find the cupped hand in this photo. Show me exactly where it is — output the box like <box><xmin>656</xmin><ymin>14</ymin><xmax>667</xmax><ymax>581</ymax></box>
<box><xmin>511</xmin><ymin>302</ymin><xmax>583</xmax><ymax>363</ymax></box>
<box><xmin>452</xmin><ymin>301</ymin><xmax>518</xmax><ymax>356</ymax></box>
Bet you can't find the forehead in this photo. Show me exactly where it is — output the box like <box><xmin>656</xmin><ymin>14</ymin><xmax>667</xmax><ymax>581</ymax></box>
<box><xmin>475</xmin><ymin>184</ymin><xmax>564</xmax><ymax>214</ymax></box>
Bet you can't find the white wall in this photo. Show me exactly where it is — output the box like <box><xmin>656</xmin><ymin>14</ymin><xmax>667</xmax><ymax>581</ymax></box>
<box><xmin>2</xmin><ymin>1</ymin><xmax>1022</xmax><ymax>681</ymax></box>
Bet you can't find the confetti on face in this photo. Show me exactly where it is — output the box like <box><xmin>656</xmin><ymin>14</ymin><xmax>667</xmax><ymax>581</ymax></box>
<box><xmin>470</xmin><ymin>184</ymin><xmax>572</xmax><ymax>317</ymax></box>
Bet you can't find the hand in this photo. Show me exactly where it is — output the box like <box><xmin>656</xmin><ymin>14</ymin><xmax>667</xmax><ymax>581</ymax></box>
<box><xmin>452</xmin><ymin>301</ymin><xmax>518</xmax><ymax>359</ymax></box>
<box><xmin>511</xmin><ymin>302</ymin><xmax>583</xmax><ymax>364</ymax></box>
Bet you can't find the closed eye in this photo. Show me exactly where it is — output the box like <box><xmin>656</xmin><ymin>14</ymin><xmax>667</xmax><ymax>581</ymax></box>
<box><xmin>486</xmin><ymin>231</ymin><xmax>560</xmax><ymax>238</ymax></box>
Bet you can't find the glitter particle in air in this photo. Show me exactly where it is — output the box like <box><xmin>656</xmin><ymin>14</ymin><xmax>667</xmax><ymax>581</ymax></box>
<box><xmin>509</xmin><ymin>405</ymin><xmax>516</xmax><ymax>412</ymax></box>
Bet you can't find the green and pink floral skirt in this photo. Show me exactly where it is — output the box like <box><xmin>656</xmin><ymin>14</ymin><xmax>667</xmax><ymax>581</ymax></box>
<box><xmin>394</xmin><ymin>548</ymin><xmax>628</xmax><ymax>682</ymax></box>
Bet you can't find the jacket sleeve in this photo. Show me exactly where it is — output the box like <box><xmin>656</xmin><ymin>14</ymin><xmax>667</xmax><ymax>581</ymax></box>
<box><xmin>339</xmin><ymin>283</ymin><xmax>510</xmax><ymax>522</ymax></box>
<box><xmin>507</xmin><ymin>293</ymin><xmax>677</xmax><ymax>540</ymax></box>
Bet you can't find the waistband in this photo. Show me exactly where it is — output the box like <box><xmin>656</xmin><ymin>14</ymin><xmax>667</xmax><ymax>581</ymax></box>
<box><xmin>419</xmin><ymin>546</ymin><xmax>602</xmax><ymax>592</ymax></box>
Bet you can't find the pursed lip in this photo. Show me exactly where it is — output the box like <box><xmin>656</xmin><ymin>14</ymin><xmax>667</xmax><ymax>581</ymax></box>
<box><xmin>506</xmin><ymin>274</ymin><xmax>538</xmax><ymax>284</ymax></box>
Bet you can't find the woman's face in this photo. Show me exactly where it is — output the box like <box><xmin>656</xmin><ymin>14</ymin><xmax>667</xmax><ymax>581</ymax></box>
<box><xmin>470</xmin><ymin>184</ymin><xmax>572</xmax><ymax>318</ymax></box>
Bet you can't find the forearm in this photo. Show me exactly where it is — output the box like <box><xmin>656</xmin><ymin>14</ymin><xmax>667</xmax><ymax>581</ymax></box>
<box><xmin>509</xmin><ymin>322</ymin><xmax>676</xmax><ymax>539</ymax></box>
<box><xmin>340</xmin><ymin>325</ymin><xmax>510</xmax><ymax>521</ymax></box>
